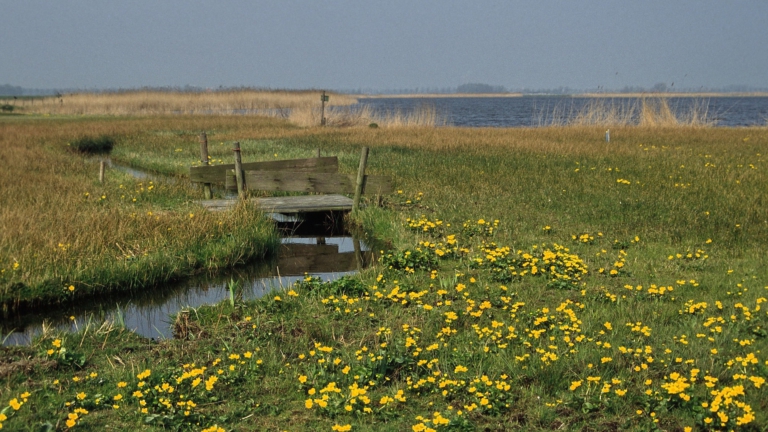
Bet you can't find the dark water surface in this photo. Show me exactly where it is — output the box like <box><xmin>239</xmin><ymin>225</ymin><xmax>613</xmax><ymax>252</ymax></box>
<box><xmin>358</xmin><ymin>96</ymin><xmax>768</xmax><ymax>127</ymax></box>
<box><xmin>2</xmin><ymin>235</ymin><xmax>374</xmax><ymax>346</ymax></box>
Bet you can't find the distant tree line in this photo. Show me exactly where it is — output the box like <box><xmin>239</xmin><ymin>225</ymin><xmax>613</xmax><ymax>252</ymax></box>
<box><xmin>456</xmin><ymin>83</ymin><xmax>507</xmax><ymax>93</ymax></box>
<box><xmin>5</xmin><ymin>83</ymin><xmax>768</xmax><ymax>97</ymax></box>
<box><xmin>0</xmin><ymin>84</ymin><xmax>24</xmax><ymax>96</ymax></box>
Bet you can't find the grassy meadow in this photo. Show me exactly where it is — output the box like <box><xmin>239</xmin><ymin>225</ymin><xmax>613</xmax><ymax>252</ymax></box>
<box><xmin>1</xmin><ymin>109</ymin><xmax>767</xmax><ymax>431</ymax></box>
<box><xmin>0</xmin><ymin>116</ymin><xmax>282</xmax><ymax>310</ymax></box>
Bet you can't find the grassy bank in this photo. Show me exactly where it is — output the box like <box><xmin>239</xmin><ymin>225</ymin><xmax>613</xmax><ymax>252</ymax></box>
<box><xmin>1</xmin><ymin>116</ymin><xmax>767</xmax><ymax>431</ymax></box>
<box><xmin>0</xmin><ymin>116</ymin><xmax>280</xmax><ymax>311</ymax></box>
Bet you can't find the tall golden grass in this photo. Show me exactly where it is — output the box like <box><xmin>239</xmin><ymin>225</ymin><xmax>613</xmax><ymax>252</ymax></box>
<box><xmin>18</xmin><ymin>90</ymin><xmax>357</xmax><ymax>116</ymax></box>
<box><xmin>537</xmin><ymin>97</ymin><xmax>713</xmax><ymax>127</ymax></box>
<box><xmin>0</xmin><ymin>116</ymin><xmax>282</xmax><ymax>307</ymax></box>
<box><xmin>289</xmin><ymin>104</ymin><xmax>447</xmax><ymax>128</ymax></box>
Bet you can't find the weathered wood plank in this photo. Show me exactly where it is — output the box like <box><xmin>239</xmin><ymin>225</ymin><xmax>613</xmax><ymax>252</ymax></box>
<box><xmin>199</xmin><ymin>195</ymin><xmax>355</xmax><ymax>213</ymax></box>
<box><xmin>190</xmin><ymin>157</ymin><xmax>339</xmax><ymax>184</ymax></box>
<box><xmin>224</xmin><ymin>171</ymin><xmax>393</xmax><ymax>195</ymax></box>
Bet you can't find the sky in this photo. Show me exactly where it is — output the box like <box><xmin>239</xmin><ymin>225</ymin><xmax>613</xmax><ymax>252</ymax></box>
<box><xmin>2</xmin><ymin>0</ymin><xmax>767</xmax><ymax>92</ymax></box>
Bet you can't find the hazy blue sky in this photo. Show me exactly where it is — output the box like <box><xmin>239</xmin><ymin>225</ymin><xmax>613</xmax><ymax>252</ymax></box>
<box><xmin>2</xmin><ymin>1</ymin><xmax>767</xmax><ymax>91</ymax></box>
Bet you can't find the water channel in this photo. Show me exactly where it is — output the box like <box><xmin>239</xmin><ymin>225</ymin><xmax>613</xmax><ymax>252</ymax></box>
<box><xmin>1</xmin><ymin>164</ymin><xmax>376</xmax><ymax>346</ymax></box>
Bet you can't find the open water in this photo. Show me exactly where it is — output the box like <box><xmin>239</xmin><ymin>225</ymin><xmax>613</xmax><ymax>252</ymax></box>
<box><xmin>358</xmin><ymin>96</ymin><xmax>768</xmax><ymax>128</ymax></box>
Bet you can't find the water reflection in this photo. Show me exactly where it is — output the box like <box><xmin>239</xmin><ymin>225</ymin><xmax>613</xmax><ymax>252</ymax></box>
<box><xmin>1</xmin><ymin>236</ymin><xmax>375</xmax><ymax>345</ymax></box>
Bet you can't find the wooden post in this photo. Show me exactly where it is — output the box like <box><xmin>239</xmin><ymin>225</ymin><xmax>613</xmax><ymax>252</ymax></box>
<box><xmin>315</xmin><ymin>148</ymin><xmax>321</xmax><ymax>158</ymax></box>
<box><xmin>233</xmin><ymin>141</ymin><xmax>245</xmax><ymax>199</ymax></box>
<box><xmin>199</xmin><ymin>132</ymin><xmax>212</xmax><ymax>199</ymax></box>
<box><xmin>352</xmin><ymin>146</ymin><xmax>369</xmax><ymax>213</ymax></box>
<box><xmin>320</xmin><ymin>91</ymin><xmax>327</xmax><ymax>126</ymax></box>
<box><xmin>99</xmin><ymin>160</ymin><xmax>106</xmax><ymax>183</ymax></box>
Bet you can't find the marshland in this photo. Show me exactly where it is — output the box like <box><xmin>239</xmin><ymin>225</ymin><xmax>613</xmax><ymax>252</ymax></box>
<box><xmin>1</xmin><ymin>90</ymin><xmax>767</xmax><ymax>431</ymax></box>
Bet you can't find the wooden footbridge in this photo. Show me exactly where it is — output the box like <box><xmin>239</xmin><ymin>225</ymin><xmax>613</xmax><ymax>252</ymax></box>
<box><xmin>190</xmin><ymin>133</ymin><xmax>392</xmax><ymax>214</ymax></box>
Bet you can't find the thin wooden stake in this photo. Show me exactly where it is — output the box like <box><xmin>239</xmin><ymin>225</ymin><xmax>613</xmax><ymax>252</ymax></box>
<box><xmin>315</xmin><ymin>148</ymin><xmax>321</xmax><ymax>158</ymax></box>
<box><xmin>320</xmin><ymin>91</ymin><xmax>327</xmax><ymax>126</ymax></box>
<box><xmin>352</xmin><ymin>147</ymin><xmax>369</xmax><ymax>213</ymax></box>
<box><xmin>199</xmin><ymin>132</ymin><xmax>212</xmax><ymax>199</ymax></box>
<box><xmin>233</xmin><ymin>141</ymin><xmax>245</xmax><ymax>199</ymax></box>
<box><xmin>99</xmin><ymin>160</ymin><xmax>106</xmax><ymax>183</ymax></box>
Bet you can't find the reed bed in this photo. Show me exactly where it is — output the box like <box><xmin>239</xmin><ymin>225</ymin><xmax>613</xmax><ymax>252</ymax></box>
<box><xmin>536</xmin><ymin>96</ymin><xmax>714</xmax><ymax>127</ymax></box>
<box><xmin>289</xmin><ymin>103</ymin><xmax>447</xmax><ymax>127</ymax></box>
<box><xmin>17</xmin><ymin>90</ymin><xmax>357</xmax><ymax>116</ymax></box>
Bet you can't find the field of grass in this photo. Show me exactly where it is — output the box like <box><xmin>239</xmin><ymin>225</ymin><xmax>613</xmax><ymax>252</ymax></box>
<box><xmin>1</xmin><ymin>89</ymin><xmax>356</xmax><ymax>116</ymax></box>
<box><xmin>1</xmin><ymin>114</ymin><xmax>767</xmax><ymax>431</ymax></box>
<box><xmin>0</xmin><ymin>116</ymin><xmax>281</xmax><ymax>311</ymax></box>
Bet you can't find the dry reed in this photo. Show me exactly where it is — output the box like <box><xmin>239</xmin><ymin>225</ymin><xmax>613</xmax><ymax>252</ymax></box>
<box><xmin>18</xmin><ymin>90</ymin><xmax>357</xmax><ymax>116</ymax></box>
<box><xmin>288</xmin><ymin>104</ymin><xmax>446</xmax><ymax>128</ymax></box>
<box><xmin>538</xmin><ymin>97</ymin><xmax>713</xmax><ymax>127</ymax></box>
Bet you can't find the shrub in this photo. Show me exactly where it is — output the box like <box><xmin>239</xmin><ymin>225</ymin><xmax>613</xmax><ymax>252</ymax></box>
<box><xmin>1</xmin><ymin>104</ymin><xmax>14</xmax><ymax>112</ymax></box>
<box><xmin>68</xmin><ymin>136</ymin><xmax>115</xmax><ymax>154</ymax></box>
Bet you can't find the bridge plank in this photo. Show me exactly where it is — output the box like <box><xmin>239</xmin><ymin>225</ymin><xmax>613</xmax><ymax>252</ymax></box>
<box><xmin>224</xmin><ymin>171</ymin><xmax>393</xmax><ymax>195</ymax></box>
<box><xmin>190</xmin><ymin>157</ymin><xmax>338</xmax><ymax>184</ymax></box>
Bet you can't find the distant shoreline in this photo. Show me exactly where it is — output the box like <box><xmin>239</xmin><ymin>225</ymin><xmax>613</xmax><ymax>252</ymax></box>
<box><xmin>356</xmin><ymin>92</ymin><xmax>768</xmax><ymax>99</ymax></box>
<box><xmin>357</xmin><ymin>93</ymin><xmax>524</xmax><ymax>98</ymax></box>
<box><xmin>578</xmin><ymin>92</ymin><xmax>768</xmax><ymax>98</ymax></box>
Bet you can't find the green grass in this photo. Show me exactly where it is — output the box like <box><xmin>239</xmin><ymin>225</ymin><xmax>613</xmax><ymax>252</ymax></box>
<box><xmin>0</xmin><ymin>116</ymin><xmax>280</xmax><ymax>310</ymax></box>
<box><xmin>1</xmin><ymin>117</ymin><xmax>767</xmax><ymax>431</ymax></box>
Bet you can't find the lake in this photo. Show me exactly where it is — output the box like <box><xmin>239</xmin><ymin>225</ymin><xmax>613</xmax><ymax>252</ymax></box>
<box><xmin>357</xmin><ymin>96</ymin><xmax>768</xmax><ymax>127</ymax></box>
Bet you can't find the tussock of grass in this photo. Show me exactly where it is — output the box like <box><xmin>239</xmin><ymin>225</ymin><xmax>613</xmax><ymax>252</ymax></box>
<box><xmin>68</xmin><ymin>135</ymin><xmax>115</xmax><ymax>154</ymax></box>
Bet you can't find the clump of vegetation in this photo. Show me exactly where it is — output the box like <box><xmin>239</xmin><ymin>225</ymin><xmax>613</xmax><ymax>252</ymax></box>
<box><xmin>1</xmin><ymin>104</ymin><xmax>14</xmax><ymax>113</ymax></box>
<box><xmin>69</xmin><ymin>135</ymin><xmax>116</xmax><ymax>153</ymax></box>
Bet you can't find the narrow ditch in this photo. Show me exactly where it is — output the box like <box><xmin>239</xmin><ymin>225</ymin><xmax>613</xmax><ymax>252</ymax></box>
<box><xmin>1</xmin><ymin>163</ymin><xmax>377</xmax><ymax>346</ymax></box>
